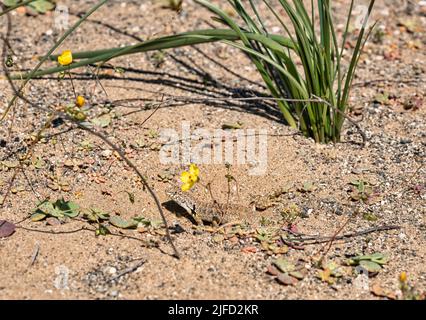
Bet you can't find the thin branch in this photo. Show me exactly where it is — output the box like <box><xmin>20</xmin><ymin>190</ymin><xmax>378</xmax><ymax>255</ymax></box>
<box><xmin>319</xmin><ymin>211</ymin><xmax>356</xmax><ymax>263</ymax></box>
<box><xmin>283</xmin><ymin>224</ymin><xmax>401</xmax><ymax>245</ymax></box>
<box><xmin>15</xmin><ymin>224</ymin><xmax>158</xmax><ymax>248</ymax></box>
<box><xmin>107</xmin><ymin>258</ymin><xmax>146</xmax><ymax>283</ymax></box>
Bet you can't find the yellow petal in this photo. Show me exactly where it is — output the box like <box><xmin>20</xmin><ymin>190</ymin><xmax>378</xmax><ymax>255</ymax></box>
<box><xmin>76</xmin><ymin>95</ymin><xmax>85</xmax><ymax>108</ymax></box>
<box><xmin>189</xmin><ymin>163</ymin><xmax>199</xmax><ymax>178</ymax></box>
<box><xmin>181</xmin><ymin>181</ymin><xmax>194</xmax><ymax>192</ymax></box>
<box><xmin>180</xmin><ymin>171</ymin><xmax>192</xmax><ymax>184</ymax></box>
<box><xmin>58</xmin><ymin>50</ymin><xmax>73</xmax><ymax>66</ymax></box>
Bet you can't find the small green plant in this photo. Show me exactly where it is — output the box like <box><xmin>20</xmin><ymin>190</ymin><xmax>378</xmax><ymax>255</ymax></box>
<box><xmin>31</xmin><ymin>198</ymin><xmax>80</xmax><ymax>221</ymax></box>
<box><xmin>280</xmin><ymin>203</ymin><xmax>300</xmax><ymax>225</ymax></box>
<box><xmin>349</xmin><ymin>179</ymin><xmax>379</xmax><ymax>203</ymax></box>
<box><xmin>346</xmin><ymin>252</ymin><xmax>388</xmax><ymax>275</ymax></box>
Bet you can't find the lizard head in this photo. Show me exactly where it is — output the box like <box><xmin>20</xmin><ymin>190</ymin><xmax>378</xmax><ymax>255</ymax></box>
<box><xmin>165</xmin><ymin>184</ymin><xmax>179</xmax><ymax>198</ymax></box>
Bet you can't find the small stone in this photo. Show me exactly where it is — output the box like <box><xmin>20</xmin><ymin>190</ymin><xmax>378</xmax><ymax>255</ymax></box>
<box><xmin>399</xmin><ymin>139</ymin><xmax>412</xmax><ymax>144</ymax></box>
<box><xmin>300</xmin><ymin>207</ymin><xmax>312</xmax><ymax>218</ymax></box>
<box><xmin>101</xmin><ymin>149</ymin><xmax>113</xmax><ymax>158</ymax></box>
<box><xmin>106</xmin><ymin>267</ymin><xmax>117</xmax><ymax>275</ymax></box>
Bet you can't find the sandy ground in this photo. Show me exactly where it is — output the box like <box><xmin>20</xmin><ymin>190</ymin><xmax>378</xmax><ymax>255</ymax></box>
<box><xmin>0</xmin><ymin>0</ymin><xmax>425</xmax><ymax>299</ymax></box>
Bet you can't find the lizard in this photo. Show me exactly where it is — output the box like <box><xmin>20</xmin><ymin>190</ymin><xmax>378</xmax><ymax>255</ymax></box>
<box><xmin>165</xmin><ymin>185</ymin><xmax>249</xmax><ymax>227</ymax></box>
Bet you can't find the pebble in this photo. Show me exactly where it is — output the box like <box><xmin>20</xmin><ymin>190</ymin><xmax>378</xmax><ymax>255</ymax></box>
<box><xmin>101</xmin><ymin>149</ymin><xmax>113</xmax><ymax>158</ymax></box>
<box><xmin>301</xmin><ymin>207</ymin><xmax>313</xmax><ymax>218</ymax></box>
<box><xmin>398</xmin><ymin>233</ymin><xmax>407</xmax><ymax>240</ymax></box>
<box><xmin>106</xmin><ymin>267</ymin><xmax>117</xmax><ymax>275</ymax></box>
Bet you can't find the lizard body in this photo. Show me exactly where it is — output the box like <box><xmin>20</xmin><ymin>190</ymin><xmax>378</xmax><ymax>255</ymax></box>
<box><xmin>165</xmin><ymin>186</ymin><xmax>247</xmax><ymax>226</ymax></box>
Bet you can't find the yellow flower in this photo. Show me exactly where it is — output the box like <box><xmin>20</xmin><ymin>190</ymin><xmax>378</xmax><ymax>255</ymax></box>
<box><xmin>188</xmin><ymin>163</ymin><xmax>199</xmax><ymax>179</ymax></box>
<box><xmin>399</xmin><ymin>272</ymin><xmax>407</xmax><ymax>283</ymax></box>
<box><xmin>76</xmin><ymin>95</ymin><xmax>85</xmax><ymax>108</ymax></box>
<box><xmin>180</xmin><ymin>171</ymin><xmax>196</xmax><ymax>191</ymax></box>
<box><xmin>180</xmin><ymin>164</ymin><xmax>199</xmax><ymax>191</ymax></box>
<box><xmin>58</xmin><ymin>50</ymin><xmax>73</xmax><ymax>66</ymax></box>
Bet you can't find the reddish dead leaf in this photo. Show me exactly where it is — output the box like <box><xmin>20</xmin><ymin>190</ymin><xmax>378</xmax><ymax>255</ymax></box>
<box><xmin>46</xmin><ymin>217</ymin><xmax>61</xmax><ymax>226</ymax></box>
<box><xmin>371</xmin><ymin>283</ymin><xmax>397</xmax><ymax>300</ymax></box>
<box><xmin>228</xmin><ymin>236</ymin><xmax>239</xmax><ymax>244</ymax></box>
<box><xmin>241</xmin><ymin>246</ymin><xmax>257</xmax><ymax>254</ymax></box>
<box><xmin>89</xmin><ymin>173</ymin><xmax>106</xmax><ymax>184</ymax></box>
<box><xmin>383</xmin><ymin>46</ymin><xmax>401</xmax><ymax>61</ymax></box>
<box><xmin>16</xmin><ymin>6</ymin><xmax>26</xmax><ymax>15</ymax></box>
<box><xmin>276</xmin><ymin>273</ymin><xmax>298</xmax><ymax>286</ymax></box>
<box><xmin>266</xmin><ymin>265</ymin><xmax>280</xmax><ymax>277</ymax></box>
<box><xmin>287</xmin><ymin>224</ymin><xmax>299</xmax><ymax>234</ymax></box>
<box><xmin>0</xmin><ymin>220</ymin><xmax>16</xmax><ymax>238</ymax></box>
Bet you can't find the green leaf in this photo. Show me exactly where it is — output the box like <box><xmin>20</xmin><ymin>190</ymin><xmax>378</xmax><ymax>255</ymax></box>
<box><xmin>369</xmin><ymin>253</ymin><xmax>389</xmax><ymax>265</ymax></box>
<box><xmin>31</xmin><ymin>212</ymin><xmax>47</xmax><ymax>222</ymax></box>
<box><xmin>32</xmin><ymin>199</ymin><xmax>80</xmax><ymax>220</ymax></box>
<box><xmin>359</xmin><ymin>260</ymin><xmax>382</xmax><ymax>273</ymax></box>
<box><xmin>54</xmin><ymin>199</ymin><xmax>80</xmax><ymax>218</ymax></box>
<box><xmin>273</xmin><ymin>258</ymin><xmax>295</xmax><ymax>273</ymax></box>
<box><xmin>347</xmin><ymin>252</ymin><xmax>388</xmax><ymax>266</ymax></box>
<box><xmin>83</xmin><ymin>209</ymin><xmax>98</xmax><ymax>222</ymax></box>
<box><xmin>28</xmin><ymin>0</ymin><xmax>54</xmax><ymax>13</ymax></box>
<box><xmin>95</xmin><ymin>224</ymin><xmax>110</xmax><ymax>236</ymax></box>
<box><xmin>324</xmin><ymin>261</ymin><xmax>344</xmax><ymax>278</ymax></box>
<box><xmin>222</xmin><ymin>122</ymin><xmax>243</xmax><ymax>130</ymax></box>
<box><xmin>148</xmin><ymin>219</ymin><xmax>163</xmax><ymax>229</ymax></box>
<box><xmin>109</xmin><ymin>216</ymin><xmax>138</xmax><ymax>229</ymax></box>
<box><xmin>83</xmin><ymin>208</ymin><xmax>109</xmax><ymax>222</ymax></box>
<box><xmin>36</xmin><ymin>201</ymin><xmax>62</xmax><ymax>218</ymax></box>
<box><xmin>92</xmin><ymin>208</ymin><xmax>109</xmax><ymax>220</ymax></box>
<box><xmin>126</xmin><ymin>192</ymin><xmax>135</xmax><ymax>204</ymax></box>
<box><xmin>32</xmin><ymin>157</ymin><xmax>45</xmax><ymax>169</ymax></box>
<box><xmin>2</xmin><ymin>0</ymin><xmax>19</xmax><ymax>7</ymax></box>
<box><xmin>289</xmin><ymin>270</ymin><xmax>305</xmax><ymax>280</ymax></box>
<box><xmin>91</xmin><ymin>114</ymin><xmax>111</xmax><ymax>128</ymax></box>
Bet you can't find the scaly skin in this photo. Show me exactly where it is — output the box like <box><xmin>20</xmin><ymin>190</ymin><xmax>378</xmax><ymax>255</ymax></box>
<box><xmin>165</xmin><ymin>186</ymin><xmax>246</xmax><ymax>226</ymax></box>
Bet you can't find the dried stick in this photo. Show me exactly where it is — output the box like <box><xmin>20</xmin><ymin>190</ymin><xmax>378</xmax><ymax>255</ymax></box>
<box><xmin>284</xmin><ymin>224</ymin><xmax>401</xmax><ymax>245</ymax></box>
<box><xmin>107</xmin><ymin>258</ymin><xmax>146</xmax><ymax>283</ymax></box>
